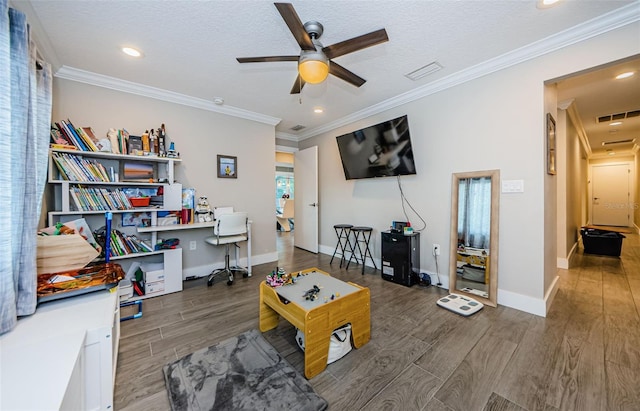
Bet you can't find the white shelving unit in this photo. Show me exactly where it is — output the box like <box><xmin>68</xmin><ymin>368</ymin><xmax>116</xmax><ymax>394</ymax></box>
<box><xmin>0</xmin><ymin>290</ymin><xmax>119</xmax><ymax>410</ymax></box>
<box><xmin>46</xmin><ymin>148</ymin><xmax>184</xmax><ymax>298</ymax></box>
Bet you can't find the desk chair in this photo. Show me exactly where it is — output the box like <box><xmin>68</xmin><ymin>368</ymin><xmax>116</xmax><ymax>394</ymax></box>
<box><xmin>205</xmin><ymin>212</ymin><xmax>249</xmax><ymax>286</ymax></box>
<box><xmin>276</xmin><ymin>199</ymin><xmax>294</xmax><ymax>231</ymax></box>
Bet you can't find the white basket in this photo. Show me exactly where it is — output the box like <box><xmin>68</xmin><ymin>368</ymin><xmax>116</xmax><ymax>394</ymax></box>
<box><xmin>296</xmin><ymin>324</ymin><xmax>353</xmax><ymax>364</ymax></box>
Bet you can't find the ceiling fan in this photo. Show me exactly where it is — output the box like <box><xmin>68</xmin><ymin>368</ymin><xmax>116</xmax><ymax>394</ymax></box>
<box><xmin>236</xmin><ymin>2</ymin><xmax>389</xmax><ymax>94</ymax></box>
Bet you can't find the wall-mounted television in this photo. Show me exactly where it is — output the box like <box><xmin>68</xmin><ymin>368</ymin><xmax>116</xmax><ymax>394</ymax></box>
<box><xmin>336</xmin><ymin>115</ymin><xmax>417</xmax><ymax>180</ymax></box>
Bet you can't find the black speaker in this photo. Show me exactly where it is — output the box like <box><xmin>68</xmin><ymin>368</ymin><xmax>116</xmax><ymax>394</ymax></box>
<box><xmin>381</xmin><ymin>231</ymin><xmax>420</xmax><ymax>287</ymax></box>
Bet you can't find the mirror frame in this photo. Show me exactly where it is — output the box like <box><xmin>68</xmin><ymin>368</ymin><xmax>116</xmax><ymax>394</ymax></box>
<box><xmin>449</xmin><ymin>169</ymin><xmax>500</xmax><ymax>307</ymax></box>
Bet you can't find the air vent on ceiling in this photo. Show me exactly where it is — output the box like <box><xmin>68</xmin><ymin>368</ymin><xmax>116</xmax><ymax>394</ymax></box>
<box><xmin>602</xmin><ymin>138</ymin><xmax>636</xmax><ymax>146</ymax></box>
<box><xmin>405</xmin><ymin>62</ymin><xmax>443</xmax><ymax>81</ymax></box>
<box><xmin>597</xmin><ymin>109</ymin><xmax>640</xmax><ymax>123</ymax></box>
<box><xmin>290</xmin><ymin>125</ymin><xmax>306</xmax><ymax>131</ymax></box>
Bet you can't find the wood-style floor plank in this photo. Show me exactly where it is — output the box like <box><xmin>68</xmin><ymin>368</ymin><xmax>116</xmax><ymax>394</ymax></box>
<box><xmin>113</xmin><ymin>231</ymin><xmax>640</xmax><ymax>411</ymax></box>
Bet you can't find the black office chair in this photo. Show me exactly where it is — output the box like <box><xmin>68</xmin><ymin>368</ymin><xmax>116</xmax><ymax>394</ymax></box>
<box><xmin>205</xmin><ymin>212</ymin><xmax>249</xmax><ymax>286</ymax></box>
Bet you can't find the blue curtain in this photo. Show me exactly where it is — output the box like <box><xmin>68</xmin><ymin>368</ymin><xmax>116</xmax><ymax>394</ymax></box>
<box><xmin>458</xmin><ymin>176</ymin><xmax>492</xmax><ymax>250</ymax></box>
<box><xmin>0</xmin><ymin>0</ymin><xmax>52</xmax><ymax>335</ymax></box>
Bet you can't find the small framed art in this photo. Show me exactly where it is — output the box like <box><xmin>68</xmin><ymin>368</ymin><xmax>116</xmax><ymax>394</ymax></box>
<box><xmin>217</xmin><ymin>155</ymin><xmax>237</xmax><ymax>179</ymax></box>
<box><xmin>546</xmin><ymin>113</ymin><xmax>556</xmax><ymax>175</ymax></box>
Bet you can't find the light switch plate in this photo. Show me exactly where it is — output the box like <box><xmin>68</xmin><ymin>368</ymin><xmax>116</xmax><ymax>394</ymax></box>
<box><xmin>502</xmin><ymin>179</ymin><xmax>524</xmax><ymax>193</ymax></box>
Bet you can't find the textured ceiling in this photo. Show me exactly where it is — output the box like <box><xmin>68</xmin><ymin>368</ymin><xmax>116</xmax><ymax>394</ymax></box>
<box><xmin>15</xmin><ymin>0</ymin><xmax>640</xmax><ymax>156</ymax></box>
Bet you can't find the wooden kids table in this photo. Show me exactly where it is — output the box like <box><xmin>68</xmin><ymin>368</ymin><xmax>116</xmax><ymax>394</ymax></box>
<box><xmin>259</xmin><ymin>267</ymin><xmax>371</xmax><ymax>379</ymax></box>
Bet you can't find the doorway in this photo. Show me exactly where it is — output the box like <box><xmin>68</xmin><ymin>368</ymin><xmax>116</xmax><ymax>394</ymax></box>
<box><xmin>591</xmin><ymin>163</ymin><xmax>632</xmax><ymax>227</ymax></box>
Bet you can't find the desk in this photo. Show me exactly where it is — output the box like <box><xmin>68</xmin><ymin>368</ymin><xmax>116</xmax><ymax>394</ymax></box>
<box><xmin>138</xmin><ymin>220</ymin><xmax>253</xmax><ymax>275</ymax></box>
<box><xmin>259</xmin><ymin>268</ymin><xmax>370</xmax><ymax>378</ymax></box>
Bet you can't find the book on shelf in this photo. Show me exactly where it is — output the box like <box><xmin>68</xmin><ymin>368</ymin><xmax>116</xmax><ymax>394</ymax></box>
<box><xmin>51</xmin><ymin>124</ymin><xmax>70</xmax><ymax>145</ymax></box>
<box><xmin>76</xmin><ymin>126</ymin><xmax>99</xmax><ymax>152</ymax></box>
<box><xmin>70</xmin><ymin>186</ymin><xmax>139</xmax><ymax>211</ymax></box>
<box><xmin>119</xmin><ymin>129</ymin><xmax>129</xmax><ymax>155</ymax></box>
<box><xmin>60</xmin><ymin>120</ymin><xmax>89</xmax><ymax>151</ymax></box>
<box><xmin>107</xmin><ymin>229</ymin><xmax>152</xmax><ymax>257</ymax></box>
<box><xmin>128</xmin><ymin>135</ymin><xmax>143</xmax><ymax>155</ymax></box>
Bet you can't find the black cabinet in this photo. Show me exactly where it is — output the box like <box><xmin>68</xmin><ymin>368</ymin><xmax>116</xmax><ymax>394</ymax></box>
<box><xmin>381</xmin><ymin>231</ymin><xmax>420</xmax><ymax>287</ymax></box>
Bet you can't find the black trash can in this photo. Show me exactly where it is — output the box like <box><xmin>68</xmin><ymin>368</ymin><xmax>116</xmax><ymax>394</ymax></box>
<box><xmin>580</xmin><ymin>228</ymin><xmax>625</xmax><ymax>257</ymax></box>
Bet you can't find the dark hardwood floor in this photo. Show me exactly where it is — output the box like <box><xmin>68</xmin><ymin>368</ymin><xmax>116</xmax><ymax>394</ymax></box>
<box><xmin>115</xmin><ymin>230</ymin><xmax>640</xmax><ymax>410</ymax></box>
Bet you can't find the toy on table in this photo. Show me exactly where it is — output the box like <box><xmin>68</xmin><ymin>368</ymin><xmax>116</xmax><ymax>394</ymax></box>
<box><xmin>303</xmin><ymin>285</ymin><xmax>321</xmax><ymax>301</ymax></box>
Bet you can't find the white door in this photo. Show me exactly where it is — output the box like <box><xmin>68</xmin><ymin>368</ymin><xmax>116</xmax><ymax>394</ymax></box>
<box><xmin>294</xmin><ymin>146</ymin><xmax>319</xmax><ymax>253</ymax></box>
<box><xmin>591</xmin><ymin>163</ymin><xmax>630</xmax><ymax>226</ymax></box>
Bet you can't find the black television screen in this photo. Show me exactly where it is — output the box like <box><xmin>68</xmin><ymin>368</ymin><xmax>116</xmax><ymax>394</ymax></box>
<box><xmin>336</xmin><ymin>115</ymin><xmax>417</xmax><ymax>180</ymax></box>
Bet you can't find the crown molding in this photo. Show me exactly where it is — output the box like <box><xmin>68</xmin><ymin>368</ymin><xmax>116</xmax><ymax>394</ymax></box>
<box><xmin>564</xmin><ymin>100</ymin><xmax>593</xmax><ymax>158</ymax></box>
<box><xmin>275</xmin><ymin>132</ymin><xmax>299</xmax><ymax>142</ymax></box>
<box><xmin>295</xmin><ymin>3</ymin><xmax>640</xmax><ymax>141</ymax></box>
<box><xmin>54</xmin><ymin>66</ymin><xmax>281</xmax><ymax>126</ymax></box>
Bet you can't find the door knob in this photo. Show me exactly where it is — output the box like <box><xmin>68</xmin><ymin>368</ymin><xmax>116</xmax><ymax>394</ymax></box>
<box><xmin>309</xmin><ymin>202</ymin><xmax>318</xmax><ymax>207</ymax></box>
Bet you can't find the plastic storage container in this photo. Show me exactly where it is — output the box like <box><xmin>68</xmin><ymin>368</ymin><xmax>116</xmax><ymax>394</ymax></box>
<box><xmin>580</xmin><ymin>228</ymin><xmax>625</xmax><ymax>257</ymax></box>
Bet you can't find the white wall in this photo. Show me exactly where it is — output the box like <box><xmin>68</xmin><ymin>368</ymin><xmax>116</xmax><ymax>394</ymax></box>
<box><xmin>51</xmin><ymin>79</ymin><xmax>278</xmax><ymax>276</ymax></box>
<box><xmin>299</xmin><ymin>22</ymin><xmax>640</xmax><ymax>316</ymax></box>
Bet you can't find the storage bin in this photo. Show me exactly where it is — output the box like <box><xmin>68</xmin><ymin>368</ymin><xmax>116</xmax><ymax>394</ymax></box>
<box><xmin>118</xmin><ymin>279</ymin><xmax>133</xmax><ymax>301</ymax></box>
<box><xmin>145</xmin><ymin>280</ymin><xmax>165</xmax><ymax>295</ymax></box>
<box><xmin>580</xmin><ymin>228</ymin><xmax>625</xmax><ymax>257</ymax></box>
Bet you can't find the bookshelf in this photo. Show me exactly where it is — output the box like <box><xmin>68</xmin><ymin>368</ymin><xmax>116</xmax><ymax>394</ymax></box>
<box><xmin>46</xmin><ymin>148</ymin><xmax>184</xmax><ymax>298</ymax></box>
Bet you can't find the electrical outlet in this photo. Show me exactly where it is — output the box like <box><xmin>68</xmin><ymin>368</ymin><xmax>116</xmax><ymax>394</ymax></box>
<box><xmin>433</xmin><ymin>244</ymin><xmax>440</xmax><ymax>256</ymax></box>
<box><xmin>189</xmin><ymin>240</ymin><xmax>197</xmax><ymax>251</ymax></box>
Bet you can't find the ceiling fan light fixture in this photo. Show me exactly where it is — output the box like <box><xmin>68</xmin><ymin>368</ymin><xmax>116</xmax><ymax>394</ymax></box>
<box><xmin>299</xmin><ymin>51</ymin><xmax>329</xmax><ymax>84</ymax></box>
<box><xmin>298</xmin><ymin>59</ymin><xmax>329</xmax><ymax>84</ymax></box>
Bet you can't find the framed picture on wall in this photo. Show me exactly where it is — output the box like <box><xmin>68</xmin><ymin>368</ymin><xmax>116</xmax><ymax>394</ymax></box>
<box><xmin>546</xmin><ymin>113</ymin><xmax>556</xmax><ymax>175</ymax></box>
<box><xmin>217</xmin><ymin>155</ymin><xmax>237</xmax><ymax>179</ymax></box>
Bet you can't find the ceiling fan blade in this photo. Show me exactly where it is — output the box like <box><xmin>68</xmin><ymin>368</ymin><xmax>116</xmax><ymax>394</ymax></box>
<box><xmin>290</xmin><ymin>75</ymin><xmax>306</xmax><ymax>94</ymax></box>
<box><xmin>275</xmin><ymin>3</ymin><xmax>316</xmax><ymax>51</ymax></box>
<box><xmin>236</xmin><ymin>56</ymin><xmax>299</xmax><ymax>63</ymax></box>
<box><xmin>323</xmin><ymin>28</ymin><xmax>388</xmax><ymax>59</ymax></box>
<box><xmin>329</xmin><ymin>61</ymin><xmax>366</xmax><ymax>87</ymax></box>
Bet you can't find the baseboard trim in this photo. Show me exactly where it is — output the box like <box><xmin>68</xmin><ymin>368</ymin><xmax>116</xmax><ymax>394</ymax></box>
<box><xmin>497</xmin><ymin>288</ymin><xmax>547</xmax><ymax>317</ymax></box>
<box><xmin>544</xmin><ymin>275</ymin><xmax>560</xmax><ymax>315</ymax></box>
<box><xmin>557</xmin><ymin>241</ymin><xmax>578</xmax><ymax>269</ymax></box>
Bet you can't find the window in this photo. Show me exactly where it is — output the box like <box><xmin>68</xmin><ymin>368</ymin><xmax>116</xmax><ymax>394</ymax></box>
<box><xmin>275</xmin><ymin>174</ymin><xmax>294</xmax><ymax>210</ymax></box>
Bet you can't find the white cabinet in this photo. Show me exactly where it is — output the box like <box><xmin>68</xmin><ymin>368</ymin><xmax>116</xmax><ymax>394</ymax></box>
<box><xmin>46</xmin><ymin>148</ymin><xmax>184</xmax><ymax>298</ymax></box>
<box><xmin>0</xmin><ymin>291</ymin><xmax>119</xmax><ymax>410</ymax></box>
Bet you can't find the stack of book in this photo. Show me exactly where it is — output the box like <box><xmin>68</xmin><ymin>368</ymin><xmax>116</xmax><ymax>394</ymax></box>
<box><xmin>52</xmin><ymin>120</ymin><xmax>100</xmax><ymax>152</ymax></box>
<box><xmin>70</xmin><ymin>186</ymin><xmax>133</xmax><ymax>211</ymax></box>
<box><xmin>51</xmin><ymin>119</ymin><xmax>130</xmax><ymax>154</ymax></box>
<box><xmin>109</xmin><ymin>230</ymin><xmax>153</xmax><ymax>257</ymax></box>
<box><xmin>52</xmin><ymin>152</ymin><xmax>113</xmax><ymax>182</ymax></box>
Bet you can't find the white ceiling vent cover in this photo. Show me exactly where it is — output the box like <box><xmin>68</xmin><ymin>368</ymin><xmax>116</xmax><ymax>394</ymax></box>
<box><xmin>405</xmin><ymin>62</ymin><xmax>443</xmax><ymax>81</ymax></box>
<box><xmin>597</xmin><ymin>109</ymin><xmax>640</xmax><ymax>123</ymax></box>
<box><xmin>602</xmin><ymin>138</ymin><xmax>636</xmax><ymax>146</ymax></box>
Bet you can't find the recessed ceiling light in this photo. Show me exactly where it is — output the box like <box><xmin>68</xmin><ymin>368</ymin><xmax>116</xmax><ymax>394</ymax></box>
<box><xmin>313</xmin><ymin>107</ymin><xmax>324</xmax><ymax>114</ymax></box>
<box><xmin>122</xmin><ymin>47</ymin><xmax>142</xmax><ymax>57</ymax></box>
<box><xmin>615</xmin><ymin>71</ymin><xmax>635</xmax><ymax>80</ymax></box>
<box><xmin>537</xmin><ymin>0</ymin><xmax>560</xmax><ymax>9</ymax></box>
<box><xmin>609</xmin><ymin>121</ymin><xmax>623</xmax><ymax>126</ymax></box>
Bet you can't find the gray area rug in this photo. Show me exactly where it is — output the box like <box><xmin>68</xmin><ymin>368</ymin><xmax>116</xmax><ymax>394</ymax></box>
<box><xmin>163</xmin><ymin>329</ymin><xmax>328</xmax><ymax>411</ymax></box>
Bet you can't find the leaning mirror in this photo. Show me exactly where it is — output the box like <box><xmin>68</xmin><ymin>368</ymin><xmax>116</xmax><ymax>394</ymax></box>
<box><xmin>449</xmin><ymin>169</ymin><xmax>500</xmax><ymax>307</ymax></box>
